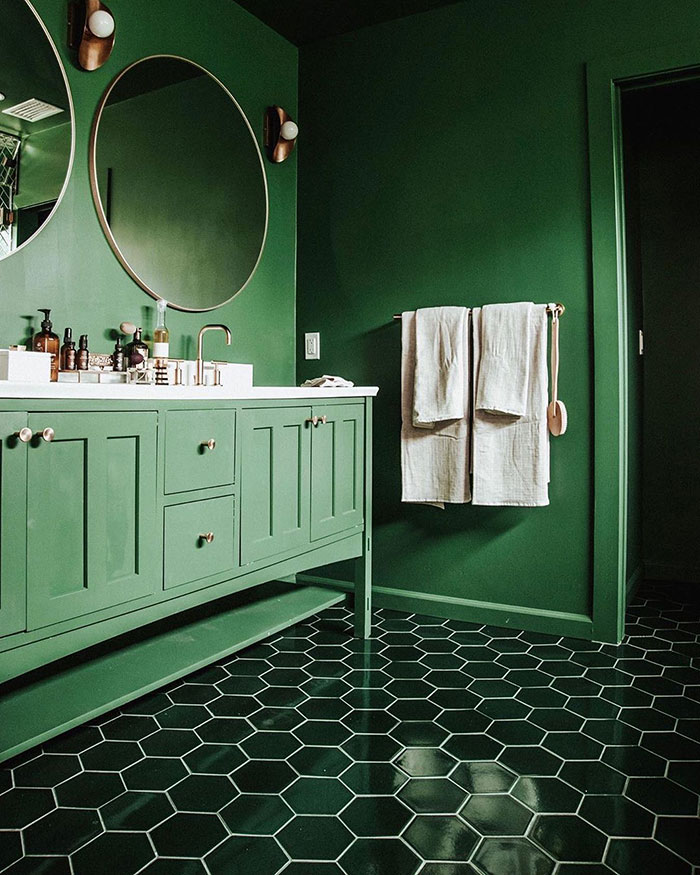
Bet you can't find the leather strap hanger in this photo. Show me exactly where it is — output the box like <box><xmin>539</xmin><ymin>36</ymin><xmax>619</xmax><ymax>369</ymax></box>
<box><xmin>547</xmin><ymin>303</ymin><xmax>568</xmax><ymax>436</ymax></box>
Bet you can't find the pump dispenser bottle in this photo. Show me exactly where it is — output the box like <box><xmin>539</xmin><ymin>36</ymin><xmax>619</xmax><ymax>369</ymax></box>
<box><xmin>77</xmin><ymin>335</ymin><xmax>89</xmax><ymax>371</ymax></box>
<box><xmin>60</xmin><ymin>327</ymin><xmax>76</xmax><ymax>371</ymax></box>
<box><xmin>33</xmin><ymin>309</ymin><xmax>59</xmax><ymax>381</ymax></box>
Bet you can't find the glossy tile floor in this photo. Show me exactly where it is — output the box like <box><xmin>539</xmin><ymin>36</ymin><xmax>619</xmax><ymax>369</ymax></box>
<box><xmin>1</xmin><ymin>582</ymin><xmax>699</xmax><ymax>874</ymax></box>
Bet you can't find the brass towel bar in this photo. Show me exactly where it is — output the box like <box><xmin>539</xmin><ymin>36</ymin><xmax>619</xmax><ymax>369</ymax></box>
<box><xmin>392</xmin><ymin>302</ymin><xmax>565</xmax><ymax>320</ymax></box>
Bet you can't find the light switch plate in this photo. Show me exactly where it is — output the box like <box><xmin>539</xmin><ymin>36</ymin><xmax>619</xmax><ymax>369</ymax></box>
<box><xmin>305</xmin><ymin>332</ymin><xmax>320</xmax><ymax>360</ymax></box>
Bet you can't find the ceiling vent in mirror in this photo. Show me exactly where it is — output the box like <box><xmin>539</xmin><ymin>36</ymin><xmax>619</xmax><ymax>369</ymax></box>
<box><xmin>2</xmin><ymin>99</ymin><xmax>64</xmax><ymax>123</ymax></box>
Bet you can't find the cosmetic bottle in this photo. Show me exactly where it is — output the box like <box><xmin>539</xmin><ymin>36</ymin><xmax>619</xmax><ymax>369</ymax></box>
<box><xmin>33</xmin><ymin>309</ymin><xmax>59</xmax><ymax>381</ymax></box>
<box><xmin>77</xmin><ymin>334</ymin><xmax>89</xmax><ymax>370</ymax></box>
<box><xmin>153</xmin><ymin>300</ymin><xmax>169</xmax><ymax>385</ymax></box>
<box><xmin>124</xmin><ymin>327</ymin><xmax>149</xmax><ymax>370</ymax></box>
<box><xmin>60</xmin><ymin>327</ymin><xmax>76</xmax><ymax>371</ymax></box>
<box><xmin>112</xmin><ymin>336</ymin><xmax>125</xmax><ymax>371</ymax></box>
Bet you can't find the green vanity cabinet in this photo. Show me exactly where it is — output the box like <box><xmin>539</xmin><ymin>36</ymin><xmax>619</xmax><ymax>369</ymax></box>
<box><xmin>0</xmin><ymin>414</ymin><xmax>28</xmax><ymax>638</ymax></box>
<box><xmin>310</xmin><ymin>404</ymin><xmax>365</xmax><ymax>541</ymax></box>
<box><xmin>0</xmin><ymin>394</ymin><xmax>374</xmax><ymax>764</ymax></box>
<box><xmin>25</xmin><ymin>412</ymin><xmax>158</xmax><ymax>630</ymax></box>
<box><xmin>239</xmin><ymin>406</ymin><xmax>312</xmax><ymax>565</ymax></box>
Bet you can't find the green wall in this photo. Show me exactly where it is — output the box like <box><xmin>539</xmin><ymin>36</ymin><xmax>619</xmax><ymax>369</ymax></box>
<box><xmin>297</xmin><ymin>0</ymin><xmax>700</xmax><ymax>626</ymax></box>
<box><xmin>624</xmin><ymin>80</ymin><xmax>700</xmax><ymax>583</ymax></box>
<box><xmin>0</xmin><ymin>0</ymin><xmax>297</xmax><ymax>381</ymax></box>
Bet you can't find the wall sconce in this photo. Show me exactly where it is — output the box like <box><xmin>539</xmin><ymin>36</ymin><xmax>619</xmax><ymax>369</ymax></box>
<box><xmin>68</xmin><ymin>0</ymin><xmax>116</xmax><ymax>71</ymax></box>
<box><xmin>264</xmin><ymin>106</ymin><xmax>298</xmax><ymax>163</ymax></box>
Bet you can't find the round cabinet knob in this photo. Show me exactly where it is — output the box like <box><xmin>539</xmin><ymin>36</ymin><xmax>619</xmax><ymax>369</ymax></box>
<box><xmin>40</xmin><ymin>428</ymin><xmax>55</xmax><ymax>442</ymax></box>
<box><xmin>14</xmin><ymin>427</ymin><xmax>33</xmax><ymax>443</ymax></box>
<box><xmin>319</xmin><ymin>416</ymin><xmax>328</xmax><ymax>425</ymax></box>
<box><xmin>199</xmin><ymin>532</ymin><xmax>215</xmax><ymax>544</ymax></box>
<box><xmin>201</xmin><ymin>439</ymin><xmax>216</xmax><ymax>450</ymax></box>
<box><xmin>305</xmin><ymin>416</ymin><xmax>319</xmax><ymax>427</ymax></box>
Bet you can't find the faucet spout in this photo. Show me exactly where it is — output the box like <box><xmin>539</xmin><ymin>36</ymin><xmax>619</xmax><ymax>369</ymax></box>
<box><xmin>196</xmin><ymin>324</ymin><xmax>232</xmax><ymax>386</ymax></box>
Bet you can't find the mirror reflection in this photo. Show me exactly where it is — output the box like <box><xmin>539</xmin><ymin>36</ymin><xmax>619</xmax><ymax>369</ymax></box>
<box><xmin>0</xmin><ymin>0</ymin><xmax>73</xmax><ymax>260</ymax></box>
<box><xmin>91</xmin><ymin>56</ymin><xmax>268</xmax><ymax>312</ymax></box>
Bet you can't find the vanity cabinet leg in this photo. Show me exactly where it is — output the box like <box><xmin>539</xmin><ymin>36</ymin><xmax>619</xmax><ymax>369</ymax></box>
<box><xmin>354</xmin><ymin>398</ymin><xmax>373</xmax><ymax>639</ymax></box>
<box><xmin>354</xmin><ymin>538</ymin><xmax>372</xmax><ymax>638</ymax></box>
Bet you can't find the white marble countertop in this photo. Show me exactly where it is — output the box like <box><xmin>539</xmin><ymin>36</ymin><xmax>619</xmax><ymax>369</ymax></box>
<box><xmin>0</xmin><ymin>383</ymin><xmax>379</xmax><ymax>401</ymax></box>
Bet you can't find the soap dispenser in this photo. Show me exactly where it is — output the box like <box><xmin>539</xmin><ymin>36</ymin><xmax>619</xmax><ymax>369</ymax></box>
<box><xmin>33</xmin><ymin>309</ymin><xmax>59</xmax><ymax>381</ymax></box>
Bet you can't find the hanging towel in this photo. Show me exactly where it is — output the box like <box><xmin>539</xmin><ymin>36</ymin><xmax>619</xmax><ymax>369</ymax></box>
<box><xmin>475</xmin><ymin>302</ymin><xmax>532</xmax><ymax>416</ymax></box>
<box><xmin>413</xmin><ymin>307</ymin><xmax>469</xmax><ymax>428</ymax></box>
<box><xmin>401</xmin><ymin>309</ymin><xmax>471</xmax><ymax>508</ymax></box>
<box><xmin>472</xmin><ymin>303</ymin><xmax>549</xmax><ymax>507</ymax></box>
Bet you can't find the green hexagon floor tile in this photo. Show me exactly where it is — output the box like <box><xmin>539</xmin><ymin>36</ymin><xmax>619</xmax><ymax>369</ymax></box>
<box><xmin>1</xmin><ymin>583</ymin><xmax>698</xmax><ymax>873</ymax></box>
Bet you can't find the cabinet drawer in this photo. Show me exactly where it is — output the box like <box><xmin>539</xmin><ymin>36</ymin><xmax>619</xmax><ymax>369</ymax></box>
<box><xmin>164</xmin><ymin>496</ymin><xmax>236</xmax><ymax>589</ymax></box>
<box><xmin>164</xmin><ymin>409</ymin><xmax>235</xmax><ymax>494</ymax></box>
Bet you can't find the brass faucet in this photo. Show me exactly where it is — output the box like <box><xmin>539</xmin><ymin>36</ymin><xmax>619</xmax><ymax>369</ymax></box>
<box><xmin>196</xmin><ymin>324</ymin><xmax>232</xmax><ymax>385</ymax></box>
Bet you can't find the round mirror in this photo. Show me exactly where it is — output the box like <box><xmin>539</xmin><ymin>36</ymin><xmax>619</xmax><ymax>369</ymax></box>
<box><xmin>0</xmin><ymin>0</ymin><xmax>74</xmax><ymax>261</ymax></box>
<box><xmin>90</xmin><ymin>56</ymin><xmax>268</xmax><ymax>312</ymax></box>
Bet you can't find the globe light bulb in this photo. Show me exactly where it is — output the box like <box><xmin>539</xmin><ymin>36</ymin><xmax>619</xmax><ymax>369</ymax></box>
<box><xmin>280</xmin><ymin>120</ymin><xmax>298</xmax><ymax>141</ymax></box>
<box><xmin>88</xmin><ymin>9</ymin><xmax>115</xmax><ymax>38</ymax></box>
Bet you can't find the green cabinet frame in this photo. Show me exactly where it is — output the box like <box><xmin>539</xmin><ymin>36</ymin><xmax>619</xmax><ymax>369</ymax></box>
<box><xmin>0</xmin><ymin>414</ymin><xmax>28</xmax><ymax>638</ymax></box>
<box><xmin>311</xmin><ymin>403</ymin><xmax>365</xmax><ymax>542</ymax></box>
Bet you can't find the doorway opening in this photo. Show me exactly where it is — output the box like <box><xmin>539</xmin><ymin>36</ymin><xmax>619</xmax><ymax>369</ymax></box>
<box><xmin>620</xmin><ymin>76</ymin><xmax>700</xmax><ymax>603</ymax></box>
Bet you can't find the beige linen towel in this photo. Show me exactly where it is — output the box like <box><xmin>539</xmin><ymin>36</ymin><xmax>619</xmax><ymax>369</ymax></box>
<box><xmin>413</xmin><ymin>307</ymin><xmax>469</xmax><ymax>428</ymax></box>
<box><xmin>401</xmin><ymin>309</ymin><xmax>471</xmax><ymax>507</ymax></box>
<box><xmin>472</xmin><ymin>303</ymin><xmax>549</xmax><ymax>506</ymax></box>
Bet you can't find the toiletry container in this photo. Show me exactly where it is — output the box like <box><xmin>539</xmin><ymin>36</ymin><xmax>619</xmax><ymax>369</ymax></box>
<box><xmin>153</xmin><ymin>300</ymin><xmax>169</xmax><ymax>385</ymax></box>
<box><xmin>112</xmin><ymin>336</ymin><xmax>125</xmax><ymax>372</ymax></box>
<box><xmin>77</xmin><ymin>335</ymin><xmax>89</xmax><ymax>370</ymax></box>
<box><xmin>125</xmin><ymin>328</ymin><xmax>149</xmax><ymax>370</ymax></box>
<box><xmin>61</xmin><ymin>328</ymin><xmax>76</xmax><ymax>371</ymax></box>
<box><xmin>0</xmin><ymin>349</ymin><xmax>52</xmax><ymax>382</ymax></box>
<box><xmin>32</xmin><ymin>309</ymin><xmax>59</xmax><ymax>381</ymax></box>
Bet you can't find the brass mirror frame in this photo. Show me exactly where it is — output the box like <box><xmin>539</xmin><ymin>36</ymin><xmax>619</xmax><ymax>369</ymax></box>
<box><xmin>88</xmin><ymin>54</ymin><xmax>269</xmax><ymax>312</ymax></box>
<box><xmin>2</xmin><ymin>0</ymin><xmax>75</xmax><ymax>262</ymax></box>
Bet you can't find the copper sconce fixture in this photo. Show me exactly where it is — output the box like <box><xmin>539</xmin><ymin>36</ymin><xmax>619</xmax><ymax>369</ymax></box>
<box><xmin>68</xmin><ymin>0</ymin><xmax>116</xmax><ymax>71</ymax></box>
<box><xmin>264</xmin><ymin>106</ymin><xmax>298</xmax><ymax>163</ymax></box>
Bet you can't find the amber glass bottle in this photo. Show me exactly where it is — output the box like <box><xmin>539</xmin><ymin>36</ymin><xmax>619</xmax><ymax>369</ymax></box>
<box><xmin>33</xmin><ymin>309</ymin><xmax>59</xmax><ymax>381</ymax></box>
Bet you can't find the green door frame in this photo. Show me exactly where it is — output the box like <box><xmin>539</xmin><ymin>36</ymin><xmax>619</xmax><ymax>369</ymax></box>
<box><xmin>588</xmin><ymin>41</ymin><xmax>700</xmax><ymax>643</ymax></box>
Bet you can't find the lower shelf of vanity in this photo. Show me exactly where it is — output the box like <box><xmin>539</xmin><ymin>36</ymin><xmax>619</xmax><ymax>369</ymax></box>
<box><xmin>0</xmin><ymin>582</ymin><xmax>343</xmax><ymax>763</ymax></box>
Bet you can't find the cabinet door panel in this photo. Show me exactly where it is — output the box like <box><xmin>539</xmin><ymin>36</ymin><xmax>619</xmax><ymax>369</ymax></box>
<box><xmin>26</xmin><ymin>412</ymin><xmax>158</xmax><ymax>630</ymax></box>
<box><xmin>240</xmin><ymin>407</ymin><xmax>311</xmax><ymax>565</ymax></box>
<box><xmin>311</xmin><ymin>404</ymin><xmax>364</xmax><ymax>541</ymax></box>
<box><xmin>0</xmin><ymin>413</ymin><xmax>28</xmax><ymax>637</ymax></box>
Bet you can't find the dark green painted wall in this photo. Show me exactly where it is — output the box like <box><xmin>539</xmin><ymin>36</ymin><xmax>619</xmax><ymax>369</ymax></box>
<box><xmin>296</xmin><ymin>0</ymin><xmax>700</xmax><ymax>621</ymax></box>
<box><xmin>0</xmin><ymin>0</ymin><xmax>297</xmax><ymax>380</ymax></box>
<box><xmin>624</xmin><ymin>80</ymin><xmax>700</xmax><ymax>583</ymax></box>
